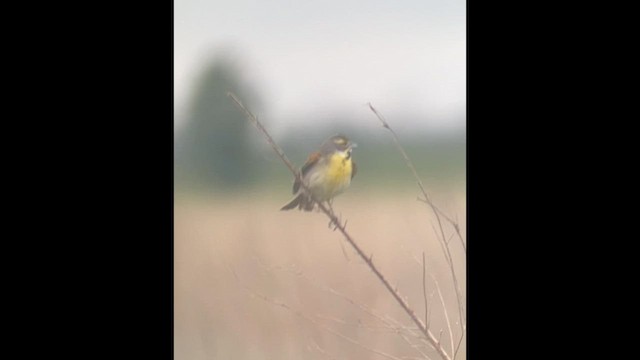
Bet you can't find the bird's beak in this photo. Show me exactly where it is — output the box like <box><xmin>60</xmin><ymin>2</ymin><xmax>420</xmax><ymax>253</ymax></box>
<box><xmin>350</xmin><ymin>143</ymin><xmax>358</xmax><ymax>149</ymax></box>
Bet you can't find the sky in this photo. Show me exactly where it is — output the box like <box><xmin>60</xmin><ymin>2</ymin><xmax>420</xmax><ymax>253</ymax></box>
<box><xmin>174</xmin><ymin>0</ymin><xmax>466</xmax><ymax>136</ymax></box>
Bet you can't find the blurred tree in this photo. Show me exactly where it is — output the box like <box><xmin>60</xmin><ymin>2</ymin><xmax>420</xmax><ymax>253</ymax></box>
<box><xmin>179</xmin><ymin>54</ymin><xmax>262</xmax><ymax>190</ymax></box>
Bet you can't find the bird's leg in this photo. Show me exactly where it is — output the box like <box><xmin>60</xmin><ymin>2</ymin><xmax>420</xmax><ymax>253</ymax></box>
<box><xmin>327</xmin><ymin>199</ymin><xmax>335</xmax><ymax>215</ymax></box>
<box><xmin>326</xmin><ymin>200</ymin><xmax>343</xmax><ymax>230</ymax></box>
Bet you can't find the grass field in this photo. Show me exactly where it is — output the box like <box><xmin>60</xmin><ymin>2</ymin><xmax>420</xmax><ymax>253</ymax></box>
<box><xmin>175</xmin><ymin>187</ymin><xmax>466</xmax><ymax>360</ymax></box>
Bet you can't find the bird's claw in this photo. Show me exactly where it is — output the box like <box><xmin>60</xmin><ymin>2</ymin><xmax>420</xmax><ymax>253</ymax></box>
<box><xmin>328</xmin><ymin>213</ymin><xmax>345</xmax><ymax>231</ymax></box>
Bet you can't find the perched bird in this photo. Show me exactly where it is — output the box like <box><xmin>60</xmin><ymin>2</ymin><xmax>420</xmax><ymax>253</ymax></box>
<box><xmin>281</xmin><ymin>134</ymin><xmax>357</xmax><ymax>211</ymax></box>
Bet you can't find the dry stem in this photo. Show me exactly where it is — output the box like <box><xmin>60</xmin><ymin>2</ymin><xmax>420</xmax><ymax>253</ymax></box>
<box><xmin>367</xmin><ymin>103</ymin><xmax>466</xmax><ymax>254</ymax></box>
<box><xmin>227</xmin><ymin>92</ymin><xmax>452</xmax><ymax>360</ymax></box>
<box><xmin>254</xmin><ymin>256</ymin><xmax>432</xmax><ymax>359</ymax></box>
<box><xmin>368</xmin><ymin>103</ymin><xmax>466</xmax><ymax>333</ymax></box>
<box><xmin>230</xmin><ymin>266</ymin><xmax>404</xmax><ymax>360</ymax></box>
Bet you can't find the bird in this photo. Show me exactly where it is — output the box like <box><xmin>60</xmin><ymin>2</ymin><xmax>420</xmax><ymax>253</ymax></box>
<box><xmin>281</xmin><ymin>134</ymin><xmax>357</xmax><ymax>211</ymax></box>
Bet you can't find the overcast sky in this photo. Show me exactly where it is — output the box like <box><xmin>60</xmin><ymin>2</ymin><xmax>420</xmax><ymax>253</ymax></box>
<box><xmin>174</xmin><ymin>0</ymin><xmax>466</xmax><ymax>135</ymax></box>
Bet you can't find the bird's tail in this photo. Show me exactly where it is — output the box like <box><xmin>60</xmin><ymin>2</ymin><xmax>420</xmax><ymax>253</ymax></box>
<box><xmin>280</xmin><ymin>193</ymin><xmax>315</xmax><ymax>211</ymax></box>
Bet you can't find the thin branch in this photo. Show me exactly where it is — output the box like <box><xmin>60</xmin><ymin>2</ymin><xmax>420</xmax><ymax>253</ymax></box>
<box><xmin>315</xmin><ymin>314</ymin><xmax>397</xmax><ymax>333</ymax></box>
<box><xmin>368</xmin><ymin>103</ymin><xmax>466</xmax><ymax>254</ymax></box>
<box><xmin>369</xmin><ymin>103</ymin><xmax>466</xmax><ymax>331</ymax></box>
<box><xmin>396</xmin><ymin>332</ymin><xmax>435</xmax><ymax>360</ymax></box>
<box><xmin>309</xmin><ymin>338</ymin><xmax>343</xmax><ymax>360</ymax></box>
<box><xmin>253</xmin><ymin>252</ymin><xmax>433</xmax><ymax>360</ymax></box>
<box><xmin>252</xmin><ymin>257</ymin><xmax>402</xmax><ymax>332</ymax></box>
<box><xmin>422</xmin><ymin>252</ymin><xmax>429</xmax><ymax>328</ymax></box>
<box><xmin>454</xmin><ymin>332</ymin><xmax>464</xmax><ymax>360</ymax></box>
<box><xmin>445</xmin><ymin>232</ymin><xmax>455</xmax><ymax>246</ymax></box>
<box><xmin>228</xmin><ymin>93</ymin><xmax>300</xmax><ymax>177</ymax></box>
<box><xmin>428</xmin><ymin>222</ymin><xmax>466</xmax><ymax>331</ymax></box>
<box><xmin>427</xmin><ymin>291</ymin><xmax>434</xmax><ymax>329</ymax></box>
<box><xmin>228</xmin><ymin>92</ymin><xmax>452</xmax><ymax>360</ymax></box>
<box><xmin>324</xmin><ymin>286</ymin><xmax>436</xmax><ymax>360</ymax></box>
<box><xmin>231</xmin><ymin>266</ymin><xmax>404</xmax><ymax>360</ymax></box>
<box><xmin>430</xmin><ymin>274</ymin><xmax>454</xmax><ymax>357</ymax></box>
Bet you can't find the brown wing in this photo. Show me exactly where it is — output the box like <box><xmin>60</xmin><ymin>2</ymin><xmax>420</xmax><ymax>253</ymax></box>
<box><xmin>293</xmin><ymin>151</ymin><xmax>322</xmax><ymax>194</ymax></box>
<box><xmin>351</xmin><ymin>160</ymin><xmax>357</xmax><ymax>179</ymax></box>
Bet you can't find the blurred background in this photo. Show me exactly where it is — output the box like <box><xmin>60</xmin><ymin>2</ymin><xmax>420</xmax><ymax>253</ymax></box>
<box><xmin>175</xmin><ymin>1</ymin><xmax>466</xmax><ymax>359</ymax></box>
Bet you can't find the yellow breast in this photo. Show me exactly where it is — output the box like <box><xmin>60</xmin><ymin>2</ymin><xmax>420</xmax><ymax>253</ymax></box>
<box><xmin>325</xmin><ymin>152</ymin><xmax>353</xmax><ymax>196</ymax></box>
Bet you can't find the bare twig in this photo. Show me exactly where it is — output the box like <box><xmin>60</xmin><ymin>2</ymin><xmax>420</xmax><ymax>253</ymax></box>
<box><xmin>446</xmin><ymin>232</ymin><xmax>455</xmax><ymax>246</ymax></box>
<box><xmin>228</xmin><ymin>92</ymin><xmax>452</xmax><ymax>360</ymax></box>
<box><xmin>310</xmin><ymin>338</ymin><xmax>343</xmax><ymax>360</ymax></box>
<box><xmin>251</xmin><ymin>257</ymin><xmax>402</xmax><ymax>334</ymax></box>
<box><xmin>428</xmin><ymin>222</ymin><xmax>466</xmax><ymax>331</ymax></box>
<box><xmin>255</xmin><ymin>258</ymin><xmax>433</xmax><ymax>360</ymax></box>
<box><xmin>230</xmin><ymin>266</ymin><xmax>404</xmax><ymax>360</ymax></box>
<box><xmin>254</xmin><ymin>214</ymin><xmax>436</xmax><ymax>360</ymax></box>
<box><xmin>454</xmin><ymin>332</ymin><xmax>464</xmax><ymax>360</ymax></box>
<box><xmin>422</xmin><ymin>252</ymin><xmax>429</xmax><ymax>328</ymax></box>
<box><xmin>367</xmin><ymin>103</ymin><xmax>466</xmax><ymax>254</ymax></box>
<box><xmin>427</xmin><ymin>291</ymin><xmax>434</xmax><ymax>329</ymax></box>
<box><xmin>368</xmin><ymin>103</ymin><xmax>466</xmax><ymax>332</ymax></box>
<box><xmin>430</xmin><ymin>274</ymin><xmax>454</xmax><ymax>357</ymax></box>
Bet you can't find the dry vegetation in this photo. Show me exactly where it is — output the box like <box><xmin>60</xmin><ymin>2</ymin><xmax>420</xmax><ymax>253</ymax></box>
<box><xmin>174</xmin><ymin>95</ymin><xmax>466</xmax><ymax>359</ymax></box>
<box><xmin>175</xmin><ymin>188</ymin><xmax>465</xmax><ymax>360</ymax></box>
